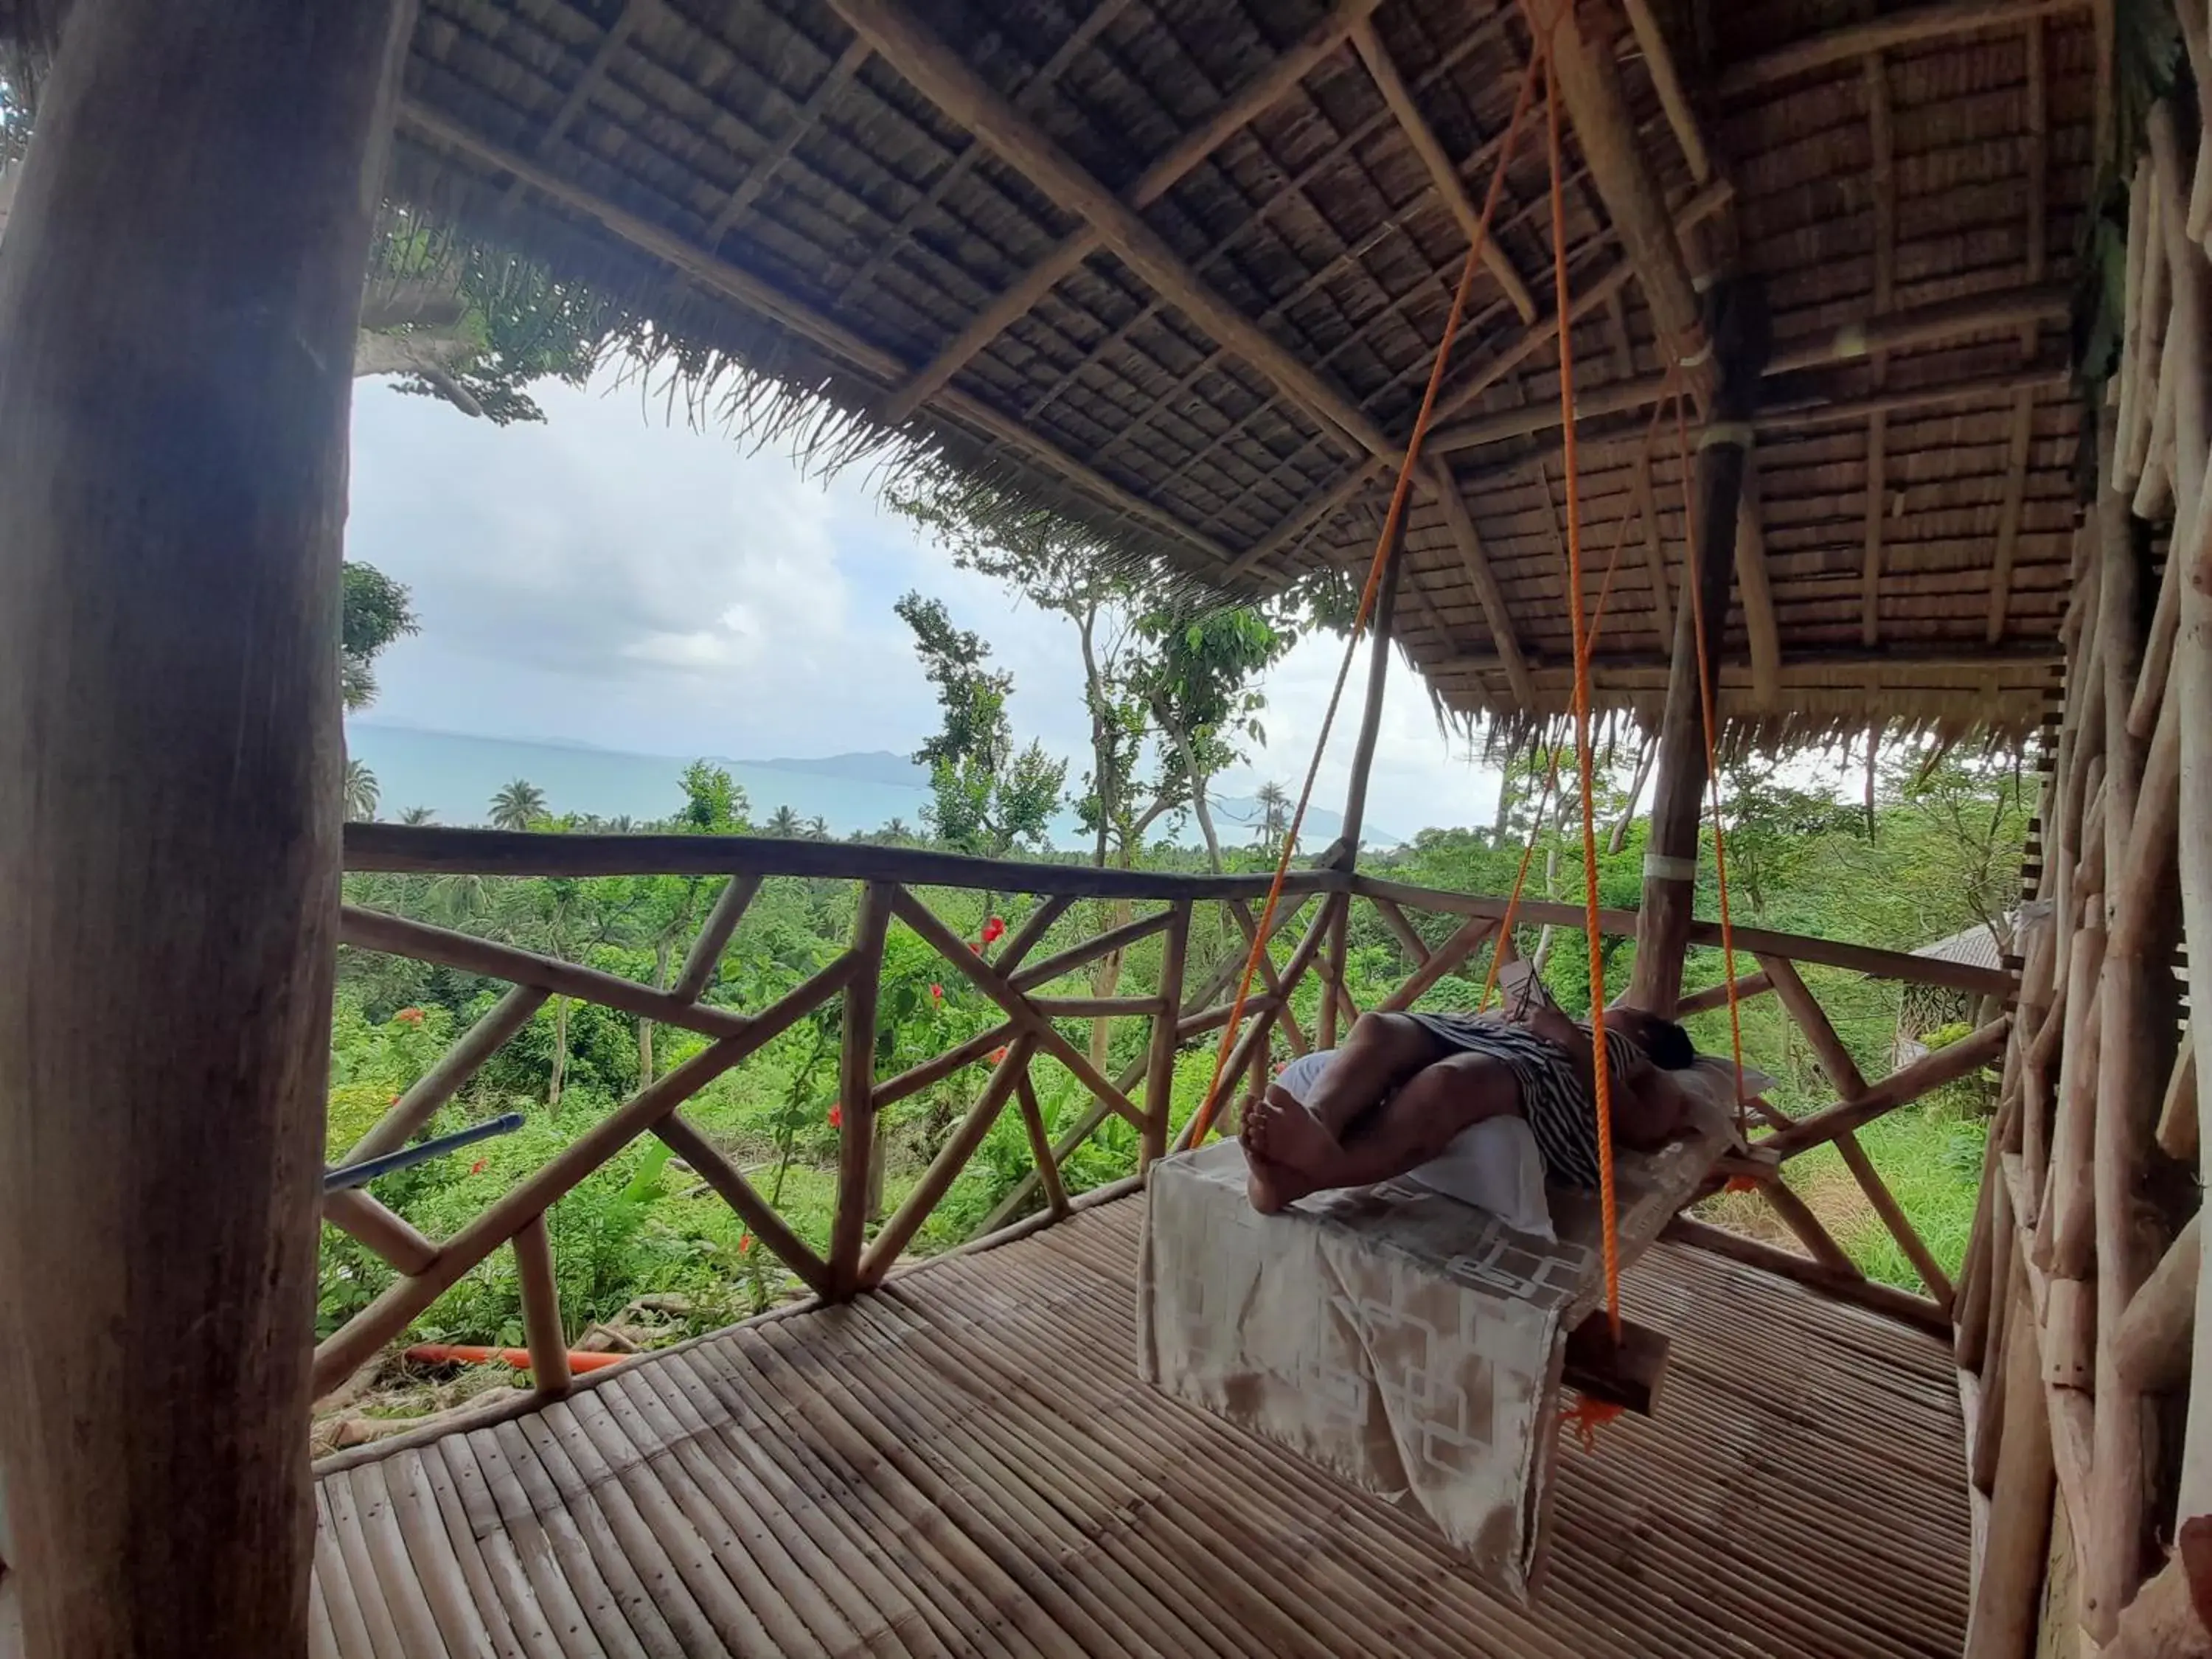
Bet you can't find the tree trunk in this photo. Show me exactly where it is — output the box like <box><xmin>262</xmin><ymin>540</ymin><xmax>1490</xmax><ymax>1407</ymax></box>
<box><xmin>549</xmin><ymin>995</ymin><xmax>569</xmax><ymax>1108</ymax></box>
<box><xmin>1607</xmin><ymin>734</ymin><xmax>1657</xmax><ymax>854</ymax></box>
<box><xmin>639</xmin><ymin>936</ymin><xmax>674</xmax><ymax>1085</ymax></box>
<box><xmin>0</xmin><ymin>4</ymin><xmax>411</xmax><ymax>1655</ymax></box>
<box><xmin>1167</xmin><ymin>717</ymin><xmax>1224</xmax><ymax>873</ymax></box>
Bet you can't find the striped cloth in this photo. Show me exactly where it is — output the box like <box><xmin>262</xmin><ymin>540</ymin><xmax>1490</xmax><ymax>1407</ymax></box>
<box><xmin>1404</xmin><ymin>1015</ymin><xmax>1641</xmax><ymax>1190</ymax></box>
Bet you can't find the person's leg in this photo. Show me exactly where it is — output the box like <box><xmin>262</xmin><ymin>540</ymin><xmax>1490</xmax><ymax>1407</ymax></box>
<box><xmin>1248</xmin><ymin>1052</ymin><xmax>1523</xmax><ymax>1213</ymax></box>
<box><xmin>1303</xmin><ymin>1012</ymin><xmax>1448</xmax><ymax>1138</ymax></box>
<box><xmin>1241</xmin><ymin>1011</ymin><xmax>1444</xmax><ymax>1178</ymax></box>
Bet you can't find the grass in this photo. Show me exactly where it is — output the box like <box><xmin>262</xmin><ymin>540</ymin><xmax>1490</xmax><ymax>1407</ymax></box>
<box><xmin>1700</xmin><ymin>1101</ymin><xmax>1989</xmax><ymax>1294</ymax></box>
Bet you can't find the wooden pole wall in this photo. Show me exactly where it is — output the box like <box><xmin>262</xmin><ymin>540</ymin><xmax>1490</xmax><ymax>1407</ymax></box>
<box><xmin>0</xmin><ymin>3</ymin><xmax>414</xmax><ymax>1655</ymax></box>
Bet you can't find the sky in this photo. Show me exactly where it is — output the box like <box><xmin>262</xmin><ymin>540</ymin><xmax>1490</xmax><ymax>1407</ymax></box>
<box><xmin>345</xmin><ymin>366</ymin><xmax>1506</xmax><ymax>844</ymax></box>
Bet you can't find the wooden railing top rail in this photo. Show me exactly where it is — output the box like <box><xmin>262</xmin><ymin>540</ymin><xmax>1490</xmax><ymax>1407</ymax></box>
<box><xmin>1351</xmin><ymin>874</ymin><xmax>2017</xmax><ymax>998</ymax></box>
<box><xmin>344</xmin><ymin>825</ymin><xmax>2016</xmax><ymax>998</ymax></box>
<box><xmin>341</xmin><ymin>823</ymin><xmax>1350</xmax><ymax>901</ymax></box>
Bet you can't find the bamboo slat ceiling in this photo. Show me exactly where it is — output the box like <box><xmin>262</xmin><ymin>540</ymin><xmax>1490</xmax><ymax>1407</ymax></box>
<box><xmin>382</xmin><ymin>0</ymin><xmax>2090</xmax><ymax>736</ymax></box>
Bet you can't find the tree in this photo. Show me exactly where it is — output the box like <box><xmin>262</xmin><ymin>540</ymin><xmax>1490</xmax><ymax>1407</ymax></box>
<box><xmin>343</xmin><ymin>759</ymin><xmax>380</xmax><ymax>823</ymax></box>
<box><xmin>489</xmin><ymin>778</ymin><xmax>547</xmax><ymax>830</ymax></box>
<box><xmin>894</xmin><ymin>591</ymin><xmax>1065</xmax><ymax>857</ymax></box>
<box><xmin>398</xmin><ymin>805</ymin><xmax>436</xmax><ymax>825</ymax></box>
<box><xmin>1253</xmin><ymin>779</ymin><xmax>1291</xmax><ymax>854</ymax></box>
<box><xmin>356</xmin><ymin>231</ymin><xmax>607</xmax><ymax>425</ymax></box>
<box><xmin>1141</xmin><ymin>601</ymin><xmax>1296</xmax><ymax>872</ymax></box>
<box><xmin>765</xmin><ymin>804</ymin><xmax>802</xmax><ymax>839</ymax></box>
<box><xmin>341</xmin><ymin>560</ymin><xmax>417</xmax><ymax>711</ymax></box>
<box><xmin>674</xmin><ymin>761</ymin><xmax>747</xmax><ymax>834</ymax></box>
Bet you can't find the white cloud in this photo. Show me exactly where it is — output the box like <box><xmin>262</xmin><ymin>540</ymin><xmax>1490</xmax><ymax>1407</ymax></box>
<box><xmin>346</xmin><ymin>364</ymin><xmax>1500</xmax><ymax>839</ymax></box>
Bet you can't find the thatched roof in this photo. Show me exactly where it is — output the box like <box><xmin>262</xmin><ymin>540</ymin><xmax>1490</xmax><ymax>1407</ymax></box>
<box><xmin>10</xmin><ymin>0</ymin><xmax>2090</xmax><ymax>742</ymax></box>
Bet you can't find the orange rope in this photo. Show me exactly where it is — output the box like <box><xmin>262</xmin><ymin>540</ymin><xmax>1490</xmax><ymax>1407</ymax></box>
<box><xmin>1186</xmin><ymin>48</ymin><xmax>1541</xmax><ymax>1150</ymax></box>
<box><xmin>1473</xmin><ymin>360</ymin><xmax>1682</xmax><ymax>1017</ymax></box>
<box><xmin>1667</xmin><ymin>390</ymin><xmax>1752</xmax><ymax>1132</ymax></box>
<box><xmin>1537</xmin><ymin>27</ymin><xmax>1624</xmax><ymax>1344</ymax></box>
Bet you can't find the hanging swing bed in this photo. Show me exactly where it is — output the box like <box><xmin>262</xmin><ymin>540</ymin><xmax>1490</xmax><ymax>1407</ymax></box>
<box><xmin>1138</xmin><ymin>14</ymin><xmax>1769</xmax><ymax>1601</ymax></box>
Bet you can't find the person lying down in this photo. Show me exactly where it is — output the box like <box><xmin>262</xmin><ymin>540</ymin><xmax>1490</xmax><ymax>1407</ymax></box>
<box><xmin>1239</xmin><ymin>1003</ymin><xmax>1700</xmax><ymax>1217</ymax></box>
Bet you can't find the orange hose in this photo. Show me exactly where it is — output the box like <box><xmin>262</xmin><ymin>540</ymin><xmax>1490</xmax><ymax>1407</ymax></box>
<box><xmin>1186</xmin><ymin>48</ymin><xmax>1542</xmax><ymax>1150</ymax></box>
<box><xmin>404</xmin><ymin>1342</ymin><xmax>626</xmax><ymax>1374</ymax></box>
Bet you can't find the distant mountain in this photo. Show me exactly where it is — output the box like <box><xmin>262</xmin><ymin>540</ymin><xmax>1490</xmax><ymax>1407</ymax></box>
<box><xmin>343</xmin><ymin>723</ymin><xmax>1394</xmax><ymax>849</ymax></box>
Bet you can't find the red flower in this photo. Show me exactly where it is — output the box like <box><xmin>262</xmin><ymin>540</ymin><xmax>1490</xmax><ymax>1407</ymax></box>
<box><xmin>737</xmin><ymin>1232</ymin><xmax>754</xmax><ymax>1253</ymax></box>
<box><xmin>389</xmin><ymin>1094</ymin><xmax>402</xmax><ymax>1106</ymax></box>
<box><xmin>828</xmin><ymin>1102</ymin><xmax>844</xmax><ymax>1130</ymax></box>
<box><xmin>981</xmin><ymin>916</ymin><xmax>1006</xmax><ymax>945</ymax></box>
<box><xmin>467</xmin><ymin>1158</ymin><xmax>487</xmax><ymax>1176</ymax></box>
<box><xmin>930</xmin><ymin>982</ymin><xmax>943</xmax><ymax>1002</ymax></box>
<box><xmin>990</xmin><ymin>1046</ymin><xmax>1009</xmax><ymax>1065</ymax></box>
<box><xmin>394</xmin><ymin>1007</ymin><xmax>425</xmax><ymax>1026</ymax></box>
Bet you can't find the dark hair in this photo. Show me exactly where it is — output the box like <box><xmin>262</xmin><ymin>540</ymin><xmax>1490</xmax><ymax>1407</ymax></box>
<box><xmin>1641</xmin><ymin>1016</ymin><xmax>1696</xmax><ymax>1071</ymax></box>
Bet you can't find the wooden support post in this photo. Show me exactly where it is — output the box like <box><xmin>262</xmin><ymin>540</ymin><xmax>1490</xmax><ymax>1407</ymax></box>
<box><xmin>1629</xmin><ymin>278</ymin><xmax>1770</xmax><ymax>1015</ymax></box>
<box><xmin>1963</xmin><ymin>1259</ymin><xmax>2056</xmax><ymax>1659</ymax></box>
<box><xmin>513</xmin><ymin>1212</ymin><xmax>571</xmax><ymax>1398</ymax></box>
<box><xmin>1144</xmin><ymin>903</ymin><xmax>1190</xmax><ymax>1166</ymax></box>
<box><xmin>829</xmin><ymin>881</ymin><xmax>894</xmax><ymax>1298</ymax></box>
<box><xmin>0</xmin><ymin>4</ymin><xmax>411</xmax><ymax>1654</ymax></box>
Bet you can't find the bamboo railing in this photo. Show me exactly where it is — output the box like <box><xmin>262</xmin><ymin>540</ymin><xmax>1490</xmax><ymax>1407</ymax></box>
<box><xmin>1950</xmin><ymin>81</ymin><xmax>2211</xmax><ymax>1658</ymax></box>
<box><xmin>317</xmin><ymin>824</ymin><xmax>2013</xmax><ymax>1414</ymax></box>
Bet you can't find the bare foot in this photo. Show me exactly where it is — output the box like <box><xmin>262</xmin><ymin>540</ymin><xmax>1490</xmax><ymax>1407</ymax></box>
<box><xmin>1245</xmin><ymin>1083</ymin><xmax>1343</xmax><ymax>1178</ymax></box>
<box><xmin>1245</xmin><ymin>1147</ymin><xmax>1321</xmax><ymax>1214</ymax></box>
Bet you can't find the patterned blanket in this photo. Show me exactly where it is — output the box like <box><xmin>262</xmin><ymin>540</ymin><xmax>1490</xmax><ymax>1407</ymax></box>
<box><xmin>1137</xmin><ymin>1099</ymin><xmax>1733</xmax><ymax>1598</ymax></box>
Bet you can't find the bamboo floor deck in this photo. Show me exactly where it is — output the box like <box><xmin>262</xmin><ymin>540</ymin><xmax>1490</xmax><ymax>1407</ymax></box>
<box><xmin>309</xmin><ymin>1196</ymin><xmax>1972</xmax><ymax>1658</ymax></box>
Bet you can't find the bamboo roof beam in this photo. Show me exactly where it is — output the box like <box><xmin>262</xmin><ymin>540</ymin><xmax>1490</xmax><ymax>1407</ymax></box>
<box><xmin>875</xmin><ymin>0</ymin><xmax>1387</xmax><ymax>425</ymax></box>
<box><xmin>394</xmin><ymin>100</ymin><xmax>1244</xmax><ymax>580</ymax></box>
<box><xmin>1717</xmin><ymin>0</ymin><xmax>2090</xmax><ymax>97</ymax></box>
<box><xmin>1426</xmin><ymin>284</ymin><xmax>2070</xmax><ymax>454</ymax></box>
<box><xmin>1545</xmin><ymin>0</ymin><xmax>1711</xmax><ymax>401</ymax></box>
<box><xmin>1621</xmin><ymin>0</ymin><xmax>1712</xmax><ymax>186</ymax></box>
<box><xmin>1992</xmin><ymin>21</ymin><xmax>2049</xmax><ymax>641</ymax></box>
<box><xmin>1631</xmin><ymin>448</ymin><xmax>1675</xmax><ymax>643</ymax></box>
<box><xmin>1860</xmin><ymin>52</ymin><xmax>1894</xmax><ymax>648</ymax></box>
<box><xmin>528</xmin><ymin>0</ymin><xmax>656</xmax><ymax>164</ymax></box>
<box><xmin>1739</xmin><ymin>456</ymin><xmax>1783</xmax><ymax>709</ymax></box>
<box><xmin>1020</xmin><ymin>7</ymin><xmax>1520</xmax><ymax>429</ymax></box>
<box><xmin>700</xmin><ymin>37</ymin><xmax>872</xmax><ymax>248</ymax></box>
<box><xmin>835</xmin><ymin>0</ymin><xmax>1133</xmax><ymax>305</ymax></box>
<box><xmin>1227</xmin><ymin>178</ymin><xmax>1736</xmax><ymax>584</ymax></box>
<box><xmin>1348</xmin><ymin>18</ymin><xmax>1539</xmax><ymax>322</ymax></box>
<box><xmin>1433</xmin><ymin>462</ymin><xmax>1536</xmax><ymax>703</ymax></box>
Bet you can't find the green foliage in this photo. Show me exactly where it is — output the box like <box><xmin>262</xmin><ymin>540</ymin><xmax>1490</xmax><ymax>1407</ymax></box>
<box><xmin>321</xmin><ymin>709</ymin><xmax>2028</xmax><ymax>1362</ymax></box>
<box><xmin>675</xmin><ymin>761</ymin><xmax>748</xmax><ymax>834</ymax></box>
<box><xmin>895</xmin><ymin>590</ymin><xmax>1067</xmax><ymax>855</ymax></box>
<box><xmin>489</xmin><ymin>778</ymin><xmax>549</xmax><ymax>831</ymax></box>
<box><xmin>372</xmin><ymin>226</ymin><xmax>604</xmax><ymax>425</ymax></box>
<box><xmin>341</xmin><ymin>560</ymin><xmax>418</xmax><ymax>712</ymax></box>
<box><xmin>344</xmin><ymin>759</ymin><xmax>380</xmax><ymax>824</ymax></box>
